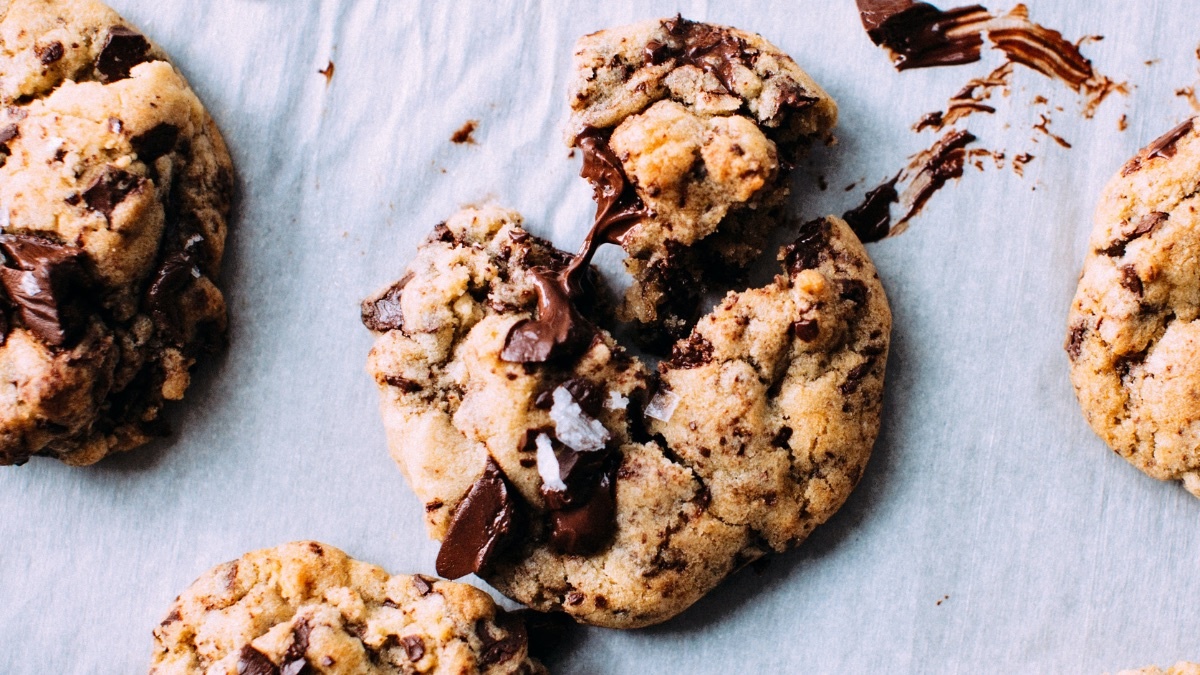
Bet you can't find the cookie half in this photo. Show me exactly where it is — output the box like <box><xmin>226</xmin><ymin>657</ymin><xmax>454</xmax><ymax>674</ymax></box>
<box><xmin>149</xmin><ymin>541</ymin><xmax>545</xmax><ymax>674</ymax></box>
<box><xmin>567</xmin><ymin>17</ymin><xmax>838</xmax><ymax>346</ymax></box>
<box><xmin>1067</xmin><ymin>117</ymin><xmax>1200</xmax><ymax>496</ymax></box>
<box><xmin>0</xmin><ymin>0</ymin><xmax>233</xmax><ymax>466</ymax></box>
<box><xmin>363</xmin><ymin>206</ymin><xmax>890</xmax><ymax>628</ymax></box>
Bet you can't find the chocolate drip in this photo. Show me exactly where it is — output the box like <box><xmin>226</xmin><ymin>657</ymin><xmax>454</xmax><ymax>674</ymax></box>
<box><xmin>435</xmin><ymin>459</ymin><xmax>520</xmax><ymax>580</ymax></box>
<box><xmin>501</xmin><ymin>128</ymin><xmax>646</xmax><ymax>364</ymax></box>
<box><xmin>361</xmin><ymin>272</ymin><xmax>413</xmax><ymax>333</ymax></box>
<box><xmin>0</xmin><ymin>234</ymin><xmax>92</xmax><ymax>347</ymax></box>
<box><xmin>95</xmin><ymin>26</ymin><xmax>152</xmax><ymax>83</ymax></box>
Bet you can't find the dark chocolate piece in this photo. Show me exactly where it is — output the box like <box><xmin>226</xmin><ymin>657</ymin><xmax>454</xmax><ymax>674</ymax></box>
<box><xmin>35</xmin><ymin>41</ymin><xmax>64</xmax><ymax>65</ymax></box>
<box><xmin>784</xmin><ymin>218</ymin><xmax>830</xmax><ymax>274</ymax></box>
<box><xmin>435</xmin><ymin>459</ymin><xmax>519</xmax><ymax>580</ymax></box>
<box><xmin>477</xmin><ymin>616</ymin><xmax>527</xmax><ymax>667</ymax></box>
<box><xmin>361</xmin><ymin>272</ymin><xmax>413</xmax><ymax>333</ymax></box>
<box><xmin>95</xmin><ymin>26</ymin><xmax>152</xmax><ymax>82</ymax></box>
<box><xmin>653</xmin><ymin>15</ymin><xmax>750</xmax><ymax>93</ymax></box>
<box><xmin>82</xmin><ymin>166</ymin><xmax>143</xmax><ymax>217</ymax></box>
<box><xmin>133</xmin><ymin>124</ymin><xmax>180</xmax><ymax>165</ymax></box>
<box><xmin>791</xmin><ymin>319</ymin><xmax>819</xmax><ymax>341</ymax></box>
<box><xmin>667</xmin><ymin>334</ymin><xmax>714</xmax><ymax>370</ymax></box>
<box><xmin>400</xmin><ymin>635</ymin><xmax>425</xmax><ymax>663</ymax></box>
<box><xmin>562</xmin><ymin>378</ymin><xmax>605</xmax><ymax>418</ymax></box>
<box><xmin>146</xmin><ymin>235</ymin><xmax>205</xmax><ymax>344</ymax></box>
<box><xmin>1122</xmin><ymin>119</ymin><xmax>1195</xmax><ymax>176</ymax></box>
<box><xmin>843</xmin><ymin>176</ymin><xmax>899</xmax><ymax>243</ymax></box>
<box><xmin>0</xmin><ymin>234</ymin><xmax>91</xmax><ymax>347</ymax></box>
<box><xmin>236</xmin><ymin>645</ymin><xmax>279</xmax><ymax>675</ymax></box>
<box><xmin>501</xmin><ymin>269</ymin><xmax>595</xmax><ymax>364</ymax></box>
<box><xmin>412</xmin><ymin>575</ymin><xmax>434</xmax><ymax>596</ymax></box>
<box><xmin>574</xmin><ymin>128</ymin><xmax>647</xmax><ymax>255</ymax></box>
<box><xmin>547</xmin><ymin>460</ymin><xmax>618</xmax><ymax>555</ymax></box>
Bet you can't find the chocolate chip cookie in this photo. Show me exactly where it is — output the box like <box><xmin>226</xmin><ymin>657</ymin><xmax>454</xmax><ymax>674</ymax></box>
<box><xmin>1066</xmin><ymin>117</ymin><xmax>1200</xmax><ymax>496</ymax></box>
<box><xmin>0</xmin><ymin>0</ymin><xmax>233</xmax><ymax>466</ymax></box>
<box><xmin>567</xmin><ymin>17</ymin><xmax>838</xmax><ymax>346</ymax></box>
<box><xmin>149</xmin><ymin>541</ymin><xmax>545</xmax><ymax>675</ymax></box>
<box><xmin>363</xmin><ymin>205</ymin><xmax>890</xmax><ymax>628</ymax></box>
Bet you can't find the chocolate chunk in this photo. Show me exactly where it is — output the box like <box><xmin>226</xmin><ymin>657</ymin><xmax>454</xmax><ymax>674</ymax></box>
<box><xmin>0</xmin><ymin>235</ymin><xmax>91</xmax><ymax>347</ymax></box>
<box><xmin>501</xmin><ymin>269</ymin><xmax>595</xmax><ymax>364</ymax></box>
<box><xmin>1066</xmin><ymin>324</ymin><xmax>1086</xmax><ymax>361</ymax></box>
<box><xmin>840</xmin><ymin>280</ymin><xmax>869</xmax><ymax>306</ymax></box>
<box><xmin>772</xmin><ymin>427</ymin><xmax>793</xmax><ymax>448</ymax></box>
<box><xmin>35</xmin><ymin>41</ymin><xmax>65</xmax><ymax>65</ymax></box>
<box><xmin>1101</xmin><ymin>212</ymin><xmax>1167</xmax><ymax>257</ymax></box>
<box><xmin>856</xmin><ymin>0</ymin><xmax>990</xmax><ymax>70</ymax></box>
<box><xmin>1123</xmin><ymin>119</ymin><xmax>1195</xmax><ymax>176</ymax></box>
<box><xmin>236</xmin><ymin>645</ymin><xmax>279</xmax><ymax>675</ymax></box>
<box><xmin>400</xmin><ymin>635</ymin><xmax>425</xmax><ymax>662</ymax></box>
<box><xmin>547</xmin><ymin>459</ymin><xmax>618</xmax><ymax>555</ymax></box>
<box><xmin>540</xmin><ymin>443</ymin><xmax>607</xmax><ymax>511</ymax></box>
<box><xmin>667</xmin><ymin>334</ymin><xmax>714</xmax><ymax>370</ymax></box>
<box><xmin>82</xmin><ymin>166</ymin><xmax>143</xmax><ymax>217</ymax></box>
<box><xmin>651</xmin><ymin>16</ymin><xmax>751</xmax><ymax>94</ymax></box>
<box><xmin>477</xmin><ymin>615</ymin><xmax>528</xmax><ymax>667</ymax></box>
<box><xmin>791</xmin><ymin>319</ymin><xmax>819</xmax><ymax>341</ymax></box>
<box><xmin>361</xmin><ymin>272</ymin><xmax>413</xmax><ymax>333</ymax></box>
<box><xmin>133</xmin><ymin>124</ymin><xmax>180</xmax><ymax>164</ymax></box>
<box><xmin>279</xmin><ymin>620</ymin><xmax>312</xmax><ymax>675</ymax></box>
<box><xmin>563</xmin><ymin>378</ymin><xmax>605</xmax><ymax>418</ymax></box>
<box><xmin>95</xmin><ymin>26</ymin><xmax>152</xmax><ymax>82</ymax></box>
<box><xmin>412</xmin><ymin>575</ymin><xmax>434</xmax><ymax>596</ymax></box>
<box><xmin>0</xmin><ymin>124</ymin><xmax>20</xmax><ymax>146</ymax></box>
<box><xmin>435</xmin><ymin>459</ymin><xmax>520</xmax><ymax>580</ymax></box>
<box><xmin>450</xmin><ymin>120</ymin><xmax>478</xmax><ymax>145</ymax></box>
<box><xmin>1119</xmin><ymin>265</ymin><xmax>1143</xmax><ymax>296</ymax></box>
<box><xmin>784</xmin><ymin>219</ymin><xmax>830</xmax><ymax>274</ymax></box>
<box><xmin>844</xmin><ymin>177</ymin><xmax>900</xmax><ymax>243</ymax></box>
<box><xmin>146</xmin><ymin>236</ymin><xmax>205</xmax><ymax>345</ymax></box>
<box><xmin>840</xmin><ymin>359</ymin><xmax>876</xmax><ymax>395</ymax></box>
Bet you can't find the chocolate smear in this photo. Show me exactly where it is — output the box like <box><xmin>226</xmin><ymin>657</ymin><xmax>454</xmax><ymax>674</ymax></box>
<box><xmin>784</xmin><ymin>218</ymin><xmax>830</xmax><ymax>273</ymax></box>
<box><xmin>451</xmin><ymin>120</ymin><xmax>478</xmax><ymax>145</ymax></box>
<box><xmin>500</xmin><ymin>270</ymin><xmax>595</xmax><ymax>363</ymax></box>
<box><xmin>361</xmin><ymin>272</ymin><xmax>413</xmax><ymax>333</ymax></box>
<box><xmin>95</xmin><ymin>26</ymin><xmax>152</xmax><ymax>83</ymax></box>
<box><xmin>82</xmin><ymin>166</ymin><xmax>143</xmax><ymax>217</ymax></box>
<box><xmin>844</xmin><ymin>175</ymin><xmax>899</xmax><ymax>243</ymax></box>
<box><xmin>0</xmin><ymin>234</ymin><xmax>91</xmax><ymax>347</ymax></box>
<box><xmin>318</xmin><ymin>60</ymin><xmax>335</xmax><ymax>85</ymax></box>
<box><xmin>236</xmin><ymin>645</ymin><xmax>279</xmax><ymax>675</ymax></box>
<box><xmin>646</xmin><ymin>16</ymin><xmax>751</xmax><ymax>94</ymax></box>
<box><xmin>435</xmin><ymin>459</ymin><xmax>519</xmax><ymax>580</ymax></box>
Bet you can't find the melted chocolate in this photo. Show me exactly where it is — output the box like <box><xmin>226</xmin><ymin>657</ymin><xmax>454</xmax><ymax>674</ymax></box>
<box><xmin>784</xmin><ymin>218</ymin><xmax>831</xmax><ymax>274</ymax></box>
<box><xmin>500</xmin><ymin>270</ymin><xmax>594</xmax><ymax>363</ymax></box>
<box><xmin>856</xmin><ymin>0</ymin><xmax>990</xmax><ymax>70</ymax></box>
<box><xmin>435</xmin><ymin>459</ymin><xmax>519</xmax><ymax>580</ymax></box>
<box><xmin>574</xmin><ymin>128</ymin><xmax>648</xmax><ymax>259</ymax></box>
<box><xmin>82</xmin><ymin>166</ymin><xmax>143</xmax><ymax>217</ymax></box>
<box><xmin>1122</xmin><ymin>118</ymin><xmax>1195</xmax><ymax>176</ymax></box>
<box><xmin>95</xmin><ymin>26</ymin><xmax>152</xmax><ymax>82</ymax></box>
<box><xmin>547</xmin><ymin>459</ymin><xmax>618</xmax><ymax>555</ymax></box>
<box><xmin>0</xmin><ymin>234</ymin><xmax>91</xmax><ymax>347</ymax></box>
<box><xmin>477</xmin><ymin>615</ymin><xmax>528</xmax><ymax>667</ymax></box>
<box><xmin>146</xmin><ymin>237</ymin><xmax>204</xmax><ymax>345</ymax></box>
<box><xmin>897</xmin><ymin>129</ymin><xmax>976</xmax><ymax>224</ymax></box>
<box><xmin>133</xmin><ymin>124</ymin><xmax>180</xmax><ymax>165</ymax></box>
<box><xmin>35</xmin><ymin>41</ymin><xmax>64</xmax><ymax>65</ymax></box>
<box><xmin>647</xmin><ymin>16</ymin><xmax>751</xmax><ymax>93</ymax></box>
<box><xmin>844</xmin><ymin>176</ymin><xmax>900</xmax><ymax>243</ymax></box>
<box><xmin>361</xmin><ymin>272</ymin><xmax>413</xmax><ymax>333</ymax></box>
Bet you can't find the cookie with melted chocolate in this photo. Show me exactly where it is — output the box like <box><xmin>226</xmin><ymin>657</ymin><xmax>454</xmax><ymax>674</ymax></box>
<box><xmin>566</xmin><ymin>17</ymin><xmax>838</xmax><ymax>345</ymax></box>
<box><xmin>0</xmin><ymin>0</ymin><xmax>232</xmax><ymax>466</ymax></box>
<box><xmin>363</xmin><ymin>206</ymin><xmax>891</xmax><ymax>628</ymax></box>
<box><xmin>149</xmin><ymin>541</ymin><xmax>545</xmax><ymax>675</ymax></box>
<box><xmin>1067</xmin><ymin>116</ymin><xmax>1200</xmax><ymax>496</ymax></box>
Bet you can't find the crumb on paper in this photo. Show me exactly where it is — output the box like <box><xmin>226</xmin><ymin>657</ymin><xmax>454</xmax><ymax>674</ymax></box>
<box><xmin>937</xmin><ymin>594</ymin><xmax>950</xmax><ymax>606</ymax></box>
<box><xmin>451</xmin><ymin>120</ymin><xmax>479</xmax><ymax>145</ymax></box>
<box><xmin>319</xmin><ymin>60</ymin><xmax>335</xmax><ymax>84</ymax></box>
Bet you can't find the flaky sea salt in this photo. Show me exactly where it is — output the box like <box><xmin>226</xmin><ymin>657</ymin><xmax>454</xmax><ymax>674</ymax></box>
<box><xmin>550</xmin><ymin>385</ymin><xmax>610</xmax><ymax>452</ymax></box>
<box><xmin>535</xmin><ymin>433</ymin><xmax>567</xmax><ymax>492</ymax></box>
<box><xmin>645</xmin><ymin>389</ymin><xmax>682</xmax><ymax>422</ymax></box>
<box><xmin>607</xmin><ymin>390</ymin><xmax>629</xmax><ymax>411</ymax></box>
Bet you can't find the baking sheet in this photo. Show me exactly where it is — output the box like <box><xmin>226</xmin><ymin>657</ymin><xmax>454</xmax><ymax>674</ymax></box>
<box><xmin>1</xmin><ymin>0</ymin><xmax>1197</xmax><ymax>672</ymax></box>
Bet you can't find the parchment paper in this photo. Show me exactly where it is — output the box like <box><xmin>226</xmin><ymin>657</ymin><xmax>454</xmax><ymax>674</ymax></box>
<box><xmin>1</xmin><ymin>1</ymin><xmax>1197</xmax><ymax>672</ymax></box>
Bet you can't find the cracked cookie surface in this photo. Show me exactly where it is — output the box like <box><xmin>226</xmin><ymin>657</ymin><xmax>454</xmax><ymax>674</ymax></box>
<box><xmin>567</xmin><ymin>17</ymin><xmax>838</xmax><ymax>345</ymax></box>
<box><xmin>363</xmin><ymin>206</ymin><xmax>890</xmax><ymax>628</ymax></box>
<box><xmin>1067</xmin><ymin>117</ymin><xmax>1200</xmax><ymax>496</ymax></box>
<box><xmin>0</xmin><ymin>0</ymin><xmax>232</xmax><ymax>466</ymax></box>
<box><xmin>149</xmin><ymin>541</ymin><xmax>545</xmax><ymax>675</ymax></box>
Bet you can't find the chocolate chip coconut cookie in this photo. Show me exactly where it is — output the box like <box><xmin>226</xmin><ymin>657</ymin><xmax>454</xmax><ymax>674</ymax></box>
<box><xmin>1066</xmin><ymin>117</ymin><xmax>1200</xmax><ymax>496</ymax></box>
<box><xmin>363</xmin><ymin>205</ymin><xmax>890</xmax><ymax>628</ymax></box>
<box><xmin>0</xmin><ymin>0</ymin><xmax>233</xmax><ymax>466</ymax></box>
<box><xmin>150</xmin><ymin>541</ymin><xmax>544</xmax><ymax>674</ymax></box>
<box><xmin>567</xmin><ymin>17</ymin><xmax>838</xmax><ymax>345</ymax></box>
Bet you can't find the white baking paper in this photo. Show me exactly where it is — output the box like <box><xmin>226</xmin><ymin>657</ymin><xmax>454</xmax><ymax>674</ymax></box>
<box><xmin>1</xmin><ymin>1</ymin><xmax>1198</xmax><ymax>672</ymax></box>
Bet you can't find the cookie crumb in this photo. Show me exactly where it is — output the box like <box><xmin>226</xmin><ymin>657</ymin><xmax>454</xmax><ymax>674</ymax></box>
<box><xmin>1118</xmin><ymin>114</ymin><xmax>1128</xmax><ymax>132</ymax></box>
<box><xmin>936</xmin><ymin>594</ymin><xmax>950</xmax><ymax>606</ymax></box>
<box><xmin>451</xmin><ymin>120</ymin><xmax>478</xmax><ymax>145</ymax></box>
<box><xmin>318</xmin><ymin>60</ymin><xmax>335</xmax><ymax>84</ymax></box>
